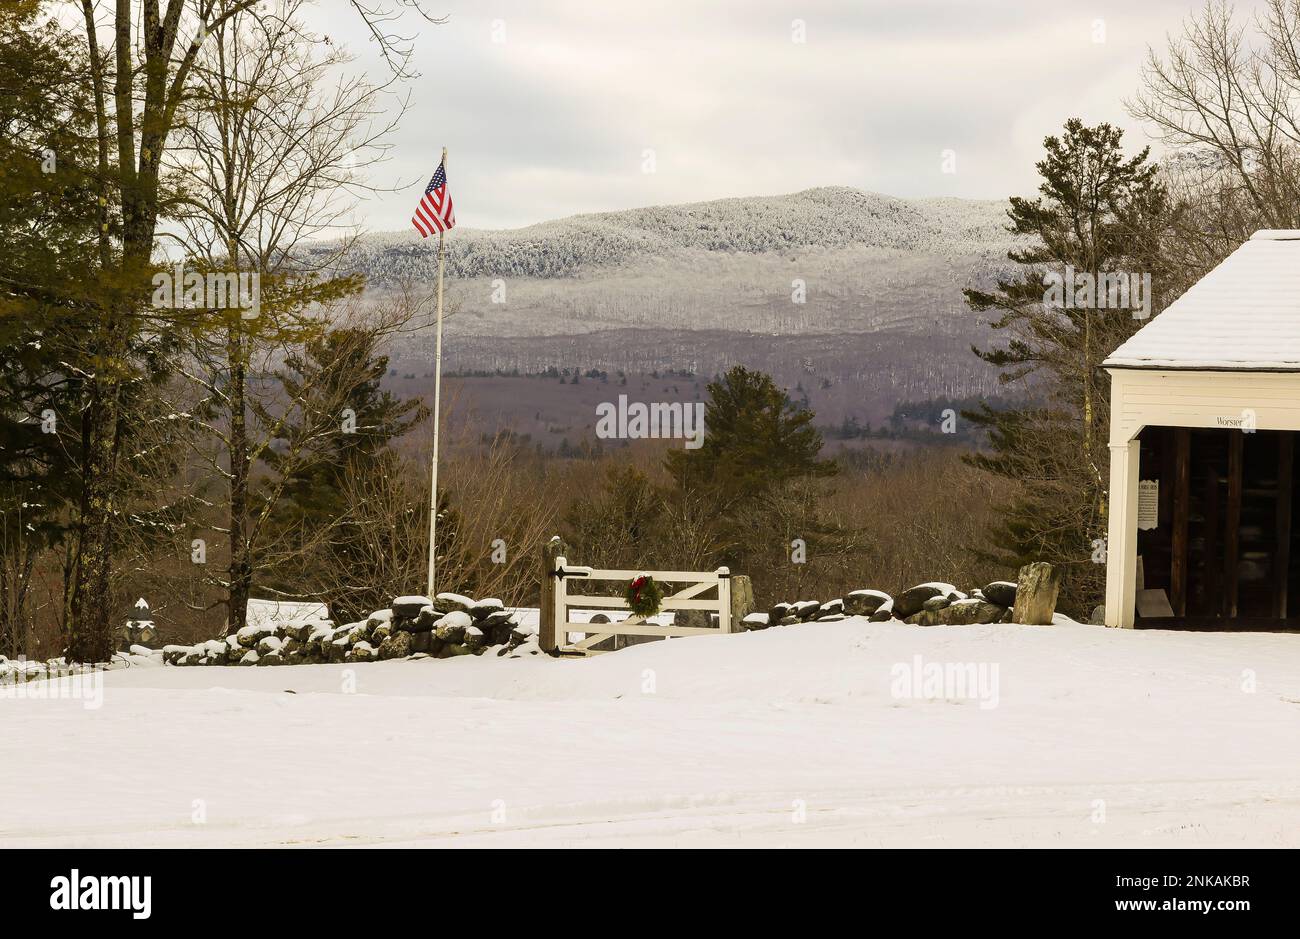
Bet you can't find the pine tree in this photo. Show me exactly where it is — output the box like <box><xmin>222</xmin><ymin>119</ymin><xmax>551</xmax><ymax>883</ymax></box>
<box><xmin>666</xmin><ymin>366</ymin><xmax>835</xmax><ymax>508</ymax></box>
<box><xmin>258</xmin><ymin>327</ymin><xmax>428</xmax><ymax>607</ymax></box>
<box><xmin>0</xmin><ymin>3</ymin><xmax>100</xmax><ymax>461</ymax></box>
<box><xmin>563</xmin><ymin>464</ymin><xmax>664</xmax><ymax>572</ymax></box>
<box><xmin>0</xmin><ymin>4</ymin><xmax>188</xmax><ymax>655</ymax></box>
<box><xmin>963</xmin><ymin>119</ymin><xmax>1174</xmax><ymax>615</ymax></box>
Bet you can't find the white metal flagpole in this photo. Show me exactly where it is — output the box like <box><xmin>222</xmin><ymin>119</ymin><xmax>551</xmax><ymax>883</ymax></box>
<box><xmin>426</xmin><ymin>146</ymin><xmax>448</xmax><ymax>599</ymax></box>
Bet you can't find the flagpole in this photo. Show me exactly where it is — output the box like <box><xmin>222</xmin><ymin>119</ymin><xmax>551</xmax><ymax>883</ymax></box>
<box><xmin>426</xmin><ymin>146</ymin><xmax>448</xmax><ymax>599</ymax></box>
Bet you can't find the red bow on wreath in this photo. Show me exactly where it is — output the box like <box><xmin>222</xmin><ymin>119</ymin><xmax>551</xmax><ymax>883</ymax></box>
<box><xmin>630</xmin><ymin>575</ymin><xmax>647</xmax><ymax>602</ymax></box>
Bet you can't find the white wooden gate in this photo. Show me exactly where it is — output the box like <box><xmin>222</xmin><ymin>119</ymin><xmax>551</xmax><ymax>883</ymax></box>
<box><xmin>551</xmin><ymin>556</ymin><xmax>733</xmax><ymax>654</ymax></box>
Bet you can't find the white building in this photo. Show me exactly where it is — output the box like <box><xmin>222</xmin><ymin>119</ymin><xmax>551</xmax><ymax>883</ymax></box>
<box><xmin>1104</xmin><ymin>230</ymin><xmax>1300</xmax><ymax>628</ymax></box>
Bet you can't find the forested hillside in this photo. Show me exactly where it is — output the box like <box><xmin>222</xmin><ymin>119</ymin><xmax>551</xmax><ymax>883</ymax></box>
<box><xmin>333</xmin><ymin>189</ymin><xmax>1024</xmax><ymax>428</ymax></box>
<box><xmin>334</xmin><ymin>187</ymin><xmax>1020</xmax><ymax>284</ymax></box>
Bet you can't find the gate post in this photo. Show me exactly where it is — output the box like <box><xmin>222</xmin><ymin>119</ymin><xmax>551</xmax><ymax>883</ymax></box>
<box><xmin>729</xmin><ymin>573</ymin><xmax>755</xmax><ymax>632</ymax></box>
<box><xmin>539</xmin><ymin>536</ymin><xmax>569</xmax><ymax>652</ymax></box>
<box><xmin>717</xmin><ymin>567</ymin><xmax>732</xmax><ymax>633</ymax></box>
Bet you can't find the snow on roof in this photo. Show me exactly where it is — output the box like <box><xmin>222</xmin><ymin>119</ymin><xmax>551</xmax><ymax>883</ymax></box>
<box><xmin>1104</xmin><ymin>231</ymin><xmax>1300</xmax><ymax>371</ymax></box>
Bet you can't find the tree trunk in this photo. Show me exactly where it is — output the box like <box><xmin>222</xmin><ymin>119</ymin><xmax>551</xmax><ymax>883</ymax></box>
<box><xmin>226</xmin><ymin>325</ymin><xmax>252</xmax><ymax>635</ymax></box>
<box><xmin>66</xmin><ymin>346</ymin><xmax>125</xmax><ymax>663</ymax></box>
<box><xmin>64</xmin><ymin>0</ymin><xmax>154</xmax><ymax>663</ymax></box>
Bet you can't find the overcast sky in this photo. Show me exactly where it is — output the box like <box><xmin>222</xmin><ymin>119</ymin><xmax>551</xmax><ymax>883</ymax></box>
<box><xmin>308</xmin><ymin>0</ymin><xmax>1255</xmax><ymax>232</ymax></box>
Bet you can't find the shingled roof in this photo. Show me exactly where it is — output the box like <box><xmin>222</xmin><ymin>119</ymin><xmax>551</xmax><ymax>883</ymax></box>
<box><xmin>1104</xmin><ymin>231</ymin><xmax>1300</xmax><ymax>371</ymax></box>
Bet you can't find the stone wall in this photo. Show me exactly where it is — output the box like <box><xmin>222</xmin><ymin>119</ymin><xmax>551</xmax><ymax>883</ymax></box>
<box><xmin>160</xmin><ymin>593</ymin><xmax>541</xmax><ymax>666</ymax></box>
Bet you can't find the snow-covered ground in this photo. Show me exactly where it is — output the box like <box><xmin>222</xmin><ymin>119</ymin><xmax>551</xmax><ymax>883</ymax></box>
<box><xmin>3</xmin><ymin>616</ymin><xmax>1299</xmax><ymax>848</ymax></box>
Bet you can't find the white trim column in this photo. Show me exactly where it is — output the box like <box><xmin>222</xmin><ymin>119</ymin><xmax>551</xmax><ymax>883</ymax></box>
<box><xmin>1105</xmin><ymin>439</ymin><xmax>1140</xmax><ymax>628</ymax></box>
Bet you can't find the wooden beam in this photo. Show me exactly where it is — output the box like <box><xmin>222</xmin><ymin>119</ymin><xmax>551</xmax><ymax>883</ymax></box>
<box><xmin>1276</xmin><ymin>434</ymin><xmax>1294</xmax><ymax>618</ymax></box>
<box><xmin>1171</xmin><ymin>428</ymin><xmax>1191</xmax><ymax>617</ymax></box>
<box><xmin>1157</xmin><ymin>428</ymin><xmax>1174</xmax><ymax>592</ymax></box>
<box><xmin>1203</xmin><ymin>464</ymin><xmax>1220</xmax><ymax>616</ymax></box>
<box><xmin>570</xmin><ymin>632</ymin><xmax>615</xmax><ymax>652</ymax></box>
<box><xmin>563</xmin><ymin>622</ymin><xmax>719</xmax><ymax>638</ymax></box>
<box><xmin>565</xmin><ymin>595</ymin><xmax>719</xmax><ymax>610</ymax></box>
<box><xmin>1225</xmin><ymin>432</ymin><xmax>1243</xmax><ymax>618</ymax></box>
<box><xmin>545</xmin><ymin>567</ymin><xmax>729</xmax><ymax>582</ymax></box>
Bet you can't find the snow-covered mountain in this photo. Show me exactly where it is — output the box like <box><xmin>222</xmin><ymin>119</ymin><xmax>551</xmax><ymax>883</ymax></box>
<box><xmin>339</xmin><ymin>188</ymin><xmax>1026</xmax><ymax>433</ymax></box>
<box><xmin>339</xmin><ymin>186</ymin><xmax>1017</xmax><ymax>286</ymax></box>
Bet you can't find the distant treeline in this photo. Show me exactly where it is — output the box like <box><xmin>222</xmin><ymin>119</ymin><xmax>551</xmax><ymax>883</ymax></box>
<box><xmin>443</xmin><ymin>366</ymin><xmax>699</xmax><ymax>382</ymax></box>
<box><xmin>823</xmin><ymin>394</ymin><xmax>1024</xmax><ymax>444</ymax></box>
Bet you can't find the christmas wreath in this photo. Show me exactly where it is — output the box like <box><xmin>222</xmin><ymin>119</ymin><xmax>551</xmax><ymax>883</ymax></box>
<box><xmin>625</xmin><ymin>574</ymin><xmax>664</xmax><ymax>618</ymax></box>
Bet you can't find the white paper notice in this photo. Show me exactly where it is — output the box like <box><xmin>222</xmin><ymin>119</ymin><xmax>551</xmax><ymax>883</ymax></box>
<box><xmin>1138</xmin><ymin>479</ymin><xmax>1159</xmax><ymax>531</ymax></box>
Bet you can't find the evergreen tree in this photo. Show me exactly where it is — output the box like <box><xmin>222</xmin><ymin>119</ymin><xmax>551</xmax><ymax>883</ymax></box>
<box><xmin>563</xmin><ymin>367</ymin><xmax>854</xmax><ymax>601</ymax></box>
<box><xmin>963</xmin><ymin>119</ymin><xmax>1174</xmax><ymax>614</ymax></box>
<box><xmin>0</xmin><ymin>4</ymin><xmax>99</xmax><ymax>468</ymax></box>
<box><xmin>0</xmin><ymin>3</ymin><xmax>186</xmax><ymax>654</ymax></box>
<box><xmin>563</xmin><ymin>464</ymin><xmax>664</xmax><ymax>572</ymax></box>
<box><xmin>0</xmin><ymin>2</ymin><xmax>99</xmax><ymax>653</ymax></box>
<box><xmin>666</xmin><ymin>366</ymin><xmax>835</xmax><ymax>508</ymax></box>
<box><xmin>258</xmin><ymin>327</ymin><xmax>429</xmax><ymax>603</ymax></box>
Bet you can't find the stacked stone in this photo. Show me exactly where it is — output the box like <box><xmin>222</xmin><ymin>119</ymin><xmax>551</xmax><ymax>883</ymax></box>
<box><xmin>741</xmin><ymin>580</ymin><xmax>1022</xmax><ymax>631</ymax></box>
<box><xmin>379</xmin><ymin>594</ymin><xmax>537</xmax><ymax>660</ymax></box>
<box><xmin>160</xmin><ymin>593</ymin><xmax>540</xmax><ymax>666</ymax></box>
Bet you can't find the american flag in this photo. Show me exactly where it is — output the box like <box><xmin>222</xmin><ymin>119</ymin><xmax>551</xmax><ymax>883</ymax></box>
<box><xmin>412</xmin><ymin>160</ymin><xmax>456</xmax><ymax>237</ymax></box>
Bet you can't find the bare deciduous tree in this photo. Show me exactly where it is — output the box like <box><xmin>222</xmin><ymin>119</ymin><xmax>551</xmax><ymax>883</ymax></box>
<box><xmin>164</xmin><ymin>0</ymin><xmax>411</xmax><ymax>632</ymax></box>
<box><xmin>64</xmin><ymin>0</ymin><xmax>439</xmax><ymax>661</ymax></box>
<box><xmin>1132</xmin><ymin>0</ymin><xmax>1300</xmax><ymax>275</ymax></box>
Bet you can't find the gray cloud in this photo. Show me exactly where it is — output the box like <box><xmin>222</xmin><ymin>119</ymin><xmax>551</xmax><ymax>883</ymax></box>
<box><xmin>309</xmin><ymin>0</ymin><xmax>1253</xmax><ymax>231</ymax></box>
